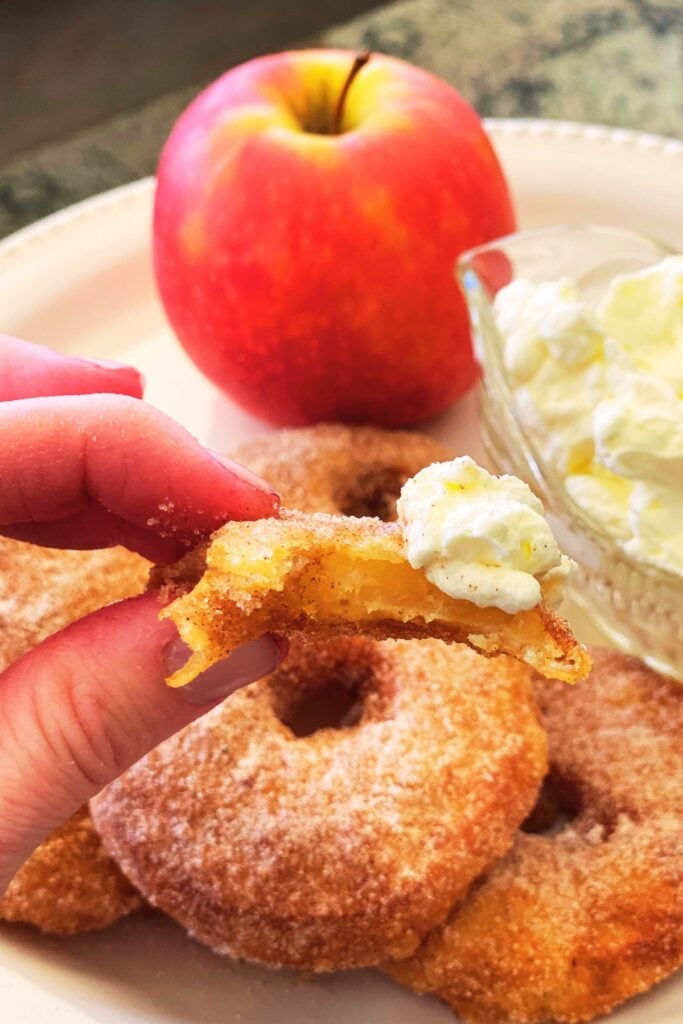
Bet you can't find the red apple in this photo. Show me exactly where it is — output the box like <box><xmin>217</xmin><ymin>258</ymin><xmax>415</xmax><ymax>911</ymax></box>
<box><xmin>154</xmin><ymin>49</ymin><xmax>515</xmax><ymax>426</ymax></box>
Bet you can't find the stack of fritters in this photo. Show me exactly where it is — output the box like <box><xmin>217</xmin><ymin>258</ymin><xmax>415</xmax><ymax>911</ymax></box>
<box><xmin>2</xmin><ymin>426</ymin><xmax>680</xmax><ymax>1024</ymax></box>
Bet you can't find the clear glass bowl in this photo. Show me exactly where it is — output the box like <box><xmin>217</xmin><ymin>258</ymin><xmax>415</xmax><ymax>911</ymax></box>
<box><xmin>457</xmin><ymin>225</ymin><xmax>683</xmax><ymax>682</ymax></box>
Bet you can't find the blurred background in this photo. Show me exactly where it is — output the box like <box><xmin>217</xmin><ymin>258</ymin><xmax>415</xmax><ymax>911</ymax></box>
<box><xmin>0</xmin><ymin>0</ymin><xmax>384</xmax><ymax>161</ymax></box>
<box><xmin>1</xmin><ymin>0</ymin><xmax>681</xmax><ymax>237</ymax></box>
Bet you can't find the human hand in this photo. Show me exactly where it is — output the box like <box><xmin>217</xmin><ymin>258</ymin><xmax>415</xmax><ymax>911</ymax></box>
<box><xmin>0</xmin><ymin>334</ymin><xmax>282</xmax><ymax>892</ymax></box>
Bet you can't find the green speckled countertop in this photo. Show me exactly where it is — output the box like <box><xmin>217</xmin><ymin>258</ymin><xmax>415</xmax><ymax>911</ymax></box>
<box><xmin>1</xmin><ymin>0</ymin><xmax>681</xmax><ymax>238</ymax></box>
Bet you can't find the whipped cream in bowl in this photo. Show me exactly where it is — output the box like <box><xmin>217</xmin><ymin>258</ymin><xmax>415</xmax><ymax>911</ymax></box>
<box><xmin>459</xmin><ymin>226</ymin><xmax>683</xmax><ymax>681</ymax></box>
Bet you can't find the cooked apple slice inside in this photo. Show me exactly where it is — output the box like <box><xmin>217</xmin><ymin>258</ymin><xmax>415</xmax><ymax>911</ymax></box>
<box><xmin>156</xmin><ymin>511</ymin><xmax>591</xmax><ymax>687</ymax></box>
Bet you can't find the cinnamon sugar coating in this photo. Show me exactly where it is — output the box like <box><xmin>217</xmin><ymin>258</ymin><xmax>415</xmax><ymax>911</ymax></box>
<box><xmin>0</xmin><ymin>540</ymin><xmax>149</xmax><ymax>670</ymax></box>
<box><xmin>387</xmin><ymin>648</ymin><xmax>683</xmax><ymax>1023</ymax></box>
<box><xmin>0</xmin><ymin>538</ymin><xmax>147</xmax><ymax>934</ymax></box>
<box><xmin>0</xmin><ymin>807</ymin><xmax>143</xmax><ymax>935</ymax></box>
<box><xmin>91</xmin><ymin>639</ymin><xmax>547</xmax><ymax>971</ymax></box>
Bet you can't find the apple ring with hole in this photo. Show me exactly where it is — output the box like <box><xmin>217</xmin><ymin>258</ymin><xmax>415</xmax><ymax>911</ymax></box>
<box><xmin>91</xmin><ymin>637</ymin><xmax>547</xmax><ymax>971</ymax></box>
<box><xmin>0</xmin><ymin>539</ymin><xmax>147</xmax><ymax>934</ymax></box>
<box><xmin>229</xmin><ymin>423</ymin><xmax>452</xmax><ymax>519</ymax></box>
<box><xmin>386</xmin><ymin>648</ymin><xmax>683</xmax><ymax>1024</ymax></box>
<box><xmin>0</xmin><ymin>424</ymin><xmax>445</xmax><ymax>934</ymax></box>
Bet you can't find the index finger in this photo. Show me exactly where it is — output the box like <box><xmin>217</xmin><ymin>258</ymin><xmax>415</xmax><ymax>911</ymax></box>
<box><xmin>0</xmin><ymin>394</ymin><xmax>279</xmax><ymax>559</ymax></box>
<box><xmin>0</xmin><ymin>333</ymin><xmax>143</xmax><ymax>401</ymax></box>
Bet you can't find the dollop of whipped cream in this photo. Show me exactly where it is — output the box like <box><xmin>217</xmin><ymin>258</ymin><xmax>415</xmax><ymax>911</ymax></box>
<box><xmin>494</xmin><ymin>255</ymin><xmax>683</xmax><ymax>577</ymax></box>
<box><xmin>397</xmin><ymin>457</ymin><xmax>572</xmax><ymax>614</ymax></box>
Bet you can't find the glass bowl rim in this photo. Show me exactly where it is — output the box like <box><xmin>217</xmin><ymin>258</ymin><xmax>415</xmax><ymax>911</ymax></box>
<box><xmin>457</xmin><ymin>223</ymin><xmax>682</xmax><ymax>591</ymax></box>
<box><xmin>457</xmin><ymin>222</ymin><xmax>678</xmax><ymax>266</ymax></box>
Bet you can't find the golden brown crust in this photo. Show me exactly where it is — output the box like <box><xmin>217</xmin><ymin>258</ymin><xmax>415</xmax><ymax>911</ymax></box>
<box><xmin>0</xmin><ymin>808</ymin><xmax>142</xmax><ymax>935</ymax></box>
<box><xmin>0</xmin><ymin>540</ymin><xmax>149</xmax><ymax>673</ymax></box>
<box><xmin>386</xmin><ymin>648</ymin><xmax>683</xmax><ymax>1023</ymax></box>
<box><xmin>91</xmin><ymin>639</ymin><xmax>547</xmax><ymax>971</ymax></box>
<box><xmin>157</xmin><ymin>510</ymin><xmax>590</xmax><ymax>687</ymax></box>
<box><xmin>0</xmin><ymin>538</ymin><xmax>148</xmax><ymax>934</ymax></box>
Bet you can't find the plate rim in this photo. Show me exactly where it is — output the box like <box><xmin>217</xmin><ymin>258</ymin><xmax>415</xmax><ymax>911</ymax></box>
<box><xmin>0</xmin><ymin>117</ymin><xmax>682</xmax><ymax>268</ymax></box>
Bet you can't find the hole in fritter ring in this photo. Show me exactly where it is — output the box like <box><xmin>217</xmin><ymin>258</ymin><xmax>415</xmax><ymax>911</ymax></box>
<box><xmin>268</xmin><ymin>641</ymin><xmax>383</xmax><ymax>738</ymax></box>
<box><xmin>336</xmin><ymin>466</ymin><xmax>408</xmax><ymax>521</ymax></box>
<box><xmin>281</xmin><ymin>683</ymin><xmax>364</xmax><ymax>737</ymax></box>
<box><xmin>522</xmin><ymin>771</ymin><xmax>582</xmax><ymax>836</ymax></box>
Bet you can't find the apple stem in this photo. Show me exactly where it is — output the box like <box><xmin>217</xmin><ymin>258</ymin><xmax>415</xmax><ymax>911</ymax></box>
<box><xmin>332</xmin><ymin>51</ymin><xmax>371</xmax><ymax>134</ymax></box>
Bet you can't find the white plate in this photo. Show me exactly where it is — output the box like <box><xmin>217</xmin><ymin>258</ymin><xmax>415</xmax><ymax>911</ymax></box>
<box><xmin>1</xmin><ymin>119</ymin><xmax>682</xmax><ymax>1024</ymax></box>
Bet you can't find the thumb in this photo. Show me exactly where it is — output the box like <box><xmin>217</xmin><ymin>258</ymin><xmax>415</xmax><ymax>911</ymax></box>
<box><xmin>0</xmin><ymin>592</ymin><xmax>281</xmax><ymax>891</ymax></box>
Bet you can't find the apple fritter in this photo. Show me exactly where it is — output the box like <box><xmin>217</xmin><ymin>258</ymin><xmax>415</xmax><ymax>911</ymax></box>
<box><xmin>0</xmin><ymin>539</ymin><xmax>148</xmax><ymax>934</ymax></box>
<box><xmin>156</xmin><ymin>511</ymin><xmax>590</xmax><ymax>688</ymax></box>
<box><xmin>385</xmin><ymin>649</ymin><xmax>683</xmax><ymax>1024</ymax></box>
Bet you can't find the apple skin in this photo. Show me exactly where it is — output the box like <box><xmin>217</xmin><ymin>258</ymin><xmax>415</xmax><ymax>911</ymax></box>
<box><xmin>154</xmin><ymin>49</ymin><xmax>515</xmax><ymax>426</ymax></box>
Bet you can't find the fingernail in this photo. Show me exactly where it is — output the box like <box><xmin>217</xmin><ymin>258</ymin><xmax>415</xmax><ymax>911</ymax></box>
<box><xmin>165</xmin><ymin>634</ymin><xmax>285</xmax><ymax>706</ymax></box>
<box><xmin>78</xmin><ymin>357</ymin><xmax>145</xmax><ymax>396</ymax></box>
<box><xmin>208</xmin><ymin>449</ymin><xmax>280</xmax><ymax>506</ymax></box>
<box><xmin>84</xmin><ymin>356</ymin><xmax>128</xmax><ymax>370</ymax></box>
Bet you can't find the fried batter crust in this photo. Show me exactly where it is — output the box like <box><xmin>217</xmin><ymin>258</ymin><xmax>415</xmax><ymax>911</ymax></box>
<box><xmin>0</xmin><ymin>539</ymin><xmax>148</xmax><ymax>934</ymax></box>
<box><xmin>386</xmin><ymin>648</ymin><xmax>683</xmax><ymax>1023</ymax></box>
<box><xmin>91</xmin><ymin>639</ymin><xmax>547</xmax><ymax>971</ymax></box>
<box><xmin>0</xmin><ymin>808</ymin><xmax>143</xmax><ymax>935</ymax></box>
